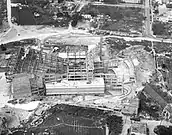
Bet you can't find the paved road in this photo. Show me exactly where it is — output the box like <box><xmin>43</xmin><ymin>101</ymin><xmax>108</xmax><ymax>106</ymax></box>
<box><xmin>7</xmin><ymin>0</ymin><xmax>13</xmax><ymax>27</ymax></box>
<box><xmin>93</xmin><ymin>3</ymin><xmax>144</xmax><ymax>8</ymax></box>
<box><xmin>144</xmin><ymin>0</ymin><xmax>152</xmax><ymax>37</ymax></box>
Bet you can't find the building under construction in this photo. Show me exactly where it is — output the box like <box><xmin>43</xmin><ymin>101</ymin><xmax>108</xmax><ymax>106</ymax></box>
<box><xmin>6</xmin><ymin>42</ymin><xmax>125</xmax><ymax>96</ymax></box>
<box><xmin>6</xmin><ymin>46</ymin><xmax>46</xmax><ymax>98</ymax></box>
<box><xmin>44</xmin><ymin>44</ymin><xmax>105</xmax><ymax>95</ymax></box>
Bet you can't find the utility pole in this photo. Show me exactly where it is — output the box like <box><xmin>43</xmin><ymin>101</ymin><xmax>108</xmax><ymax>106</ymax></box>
<box><xmin>122</xmin><ymin>73</ymin><xmax>124</xmax><ymax>94</ymax></box>
<box><xmin>151</xmin><ymin>41</ymin><xmax>157</xmax><ymax>70</ymax></box>
<box><xmin>99</xmin><ymin>36</ymin><xmax>103</xmax><ymax>61</ymax></box>
<box><xmin>105</xmin><ymin>124</ymin><xmax>109</xmax><ymax>135</ymax></box>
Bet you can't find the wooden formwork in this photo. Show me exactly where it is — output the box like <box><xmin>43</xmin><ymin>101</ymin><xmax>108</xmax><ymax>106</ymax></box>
<box><xmin>44</xmin><ymin>73</ymin><xmax>67</xmax><ymax>83</ymax></box>
<box><xmin>6</xmin><ymin>47</ymin><xmax>43</xmax><ymax>75</ymax></box>
<box><xmin>40</xmin><ymin>52</ymin><xmax>65</xmax><ymax>74</ymax></box>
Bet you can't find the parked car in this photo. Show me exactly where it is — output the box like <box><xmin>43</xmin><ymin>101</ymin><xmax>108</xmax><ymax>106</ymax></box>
<box><xmin>18</xmin><ymin>98</ymin><xmax>26</xmax><ymax>104</ymax></box>
<box><xmin>7</xmin><ymin>99</ymin><xmax>18</xmax><ymax>104</ymax></box>
<box><xmin>130</xmin><ymin>116</ymin><xmax>141</xmax><ymax>121</ymax></box>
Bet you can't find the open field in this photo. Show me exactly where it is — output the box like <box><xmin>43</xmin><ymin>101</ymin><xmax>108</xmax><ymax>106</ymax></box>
<box><xmin>81</xmin><ymin>5</ymin><xmax>144</xmax><ymax>34</ymax></box>
<box><xmin>152</xmin><ymin>21</ymin><xmax>172</xmax><ymax>38</ymax></box>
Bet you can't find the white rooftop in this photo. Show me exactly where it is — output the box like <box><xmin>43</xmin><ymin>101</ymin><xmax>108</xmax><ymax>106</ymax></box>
<box><xmin>46</xmin><ymin>77</ymin><xmax>104</xmax><ymax>88</ymax></box>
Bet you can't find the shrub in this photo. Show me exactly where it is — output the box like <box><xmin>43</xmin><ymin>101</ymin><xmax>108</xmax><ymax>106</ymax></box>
<box><xmin>154</xmin><ymin>125</ymin><xmax>172</xmax><ymax>135</ymax></box>
<box><xmin>106</xmin><ymin>115</ymin><xmax>123</xmax><ymax>135</ymax></box>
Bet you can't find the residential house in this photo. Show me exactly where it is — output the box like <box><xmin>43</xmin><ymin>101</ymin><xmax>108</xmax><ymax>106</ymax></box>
<box><xmin>162</xmin><ymin>103</ymin><xmax>172</xmax><ymax>121</ymax></box>
<box><xmin>122</xmin><ymin>97</ymin><xmax>139</xmax><ymax>116</ymax></box>
<box><xmin>128</xmin><ymin>122</ymin><xmax>148</xmax><ymax>135</ymax></box>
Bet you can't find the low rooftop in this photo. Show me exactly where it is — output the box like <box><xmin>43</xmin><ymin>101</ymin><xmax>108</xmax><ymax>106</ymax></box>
<box><xmin>130</xmin><ymin>122</ymin><xmax>147</xmax><ymax>135</ymax></box>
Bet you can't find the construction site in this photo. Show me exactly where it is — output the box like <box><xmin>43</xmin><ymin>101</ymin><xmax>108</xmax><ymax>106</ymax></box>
<box><xmin>2</xmin><ymin>0</ymin><xmax>172</xmax><ymax>134</ymax></box>
<box><xmin>0</xmin><ymin>32</ymin><xmax>165</xmax><ymax>135</ymax></box>
<box><xmin>4</xmin><ymin>37</ymin><xmax>135</xmax><ymax>98</ymax></box>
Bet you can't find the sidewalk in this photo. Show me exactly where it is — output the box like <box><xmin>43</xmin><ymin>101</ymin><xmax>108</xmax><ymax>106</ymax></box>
<box><xmin>0</xmin><ymin>72</ymin><xmax>10</xmax><ymax>108</ymax></box>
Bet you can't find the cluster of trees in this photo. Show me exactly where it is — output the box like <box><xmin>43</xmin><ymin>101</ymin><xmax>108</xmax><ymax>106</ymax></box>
<box><xmin>0</xmin><ymin>116</ymin><xmax>8</xmax><ymax>135</ymax></box>
<box><xmin>104</xmin><ymin>37</ymin><xmax>128</xmax><ymax>56</ymax></box>
<box><xmin>11</xmin><ymin>0</ymin><xmax>82</xmax><ymax>26</ymax></box>
<box><xmin>128</xmin><ymin>40</ymin><xmax>152</xmax><ymax>52</ymax></box>
<box><xmin>138</xmin><ymin>91</ymin><xmax>162</xmax><ymax>120</ymax></box>
<box><xmin>106</xmin><ymin>115</ymin><xmax>123</xmax><ymax>135</ymax></box>
<box><xmin>154</xmin><ymin>125</ymin><xmax>172</xmax><ymax>135</ymax></box>
<box><xmin>0</xmin><ymin>0</ymin><xmax>7</xmax><ymax>26</ymax></box>
<box><xmin>153</xmin><ymin>42</ymin><xmax>172</xmax><ymax>53</ymax></box>
<box><xmin>152</xmin><ymin>22</ymin><xmax>170</xmax><ymax>36</ymax></box>
<box><xmin>49</xmin><ymin>104</ymin><xmax>110</xmax><ymax>119</ymax></box>
<box><xmin>103</xmin><ymin>0</ymin><xmax>122</xmax><ymax>4</ymax></box>
<box><xmin>48</xmin><ymin>104</ymin><xmax>123</xmax><ymax>135</ymax></box>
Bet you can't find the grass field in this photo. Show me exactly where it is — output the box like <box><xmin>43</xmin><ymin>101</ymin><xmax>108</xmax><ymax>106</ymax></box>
<box><xmin>82</xmin><ymin>5</ymin><xmax>144</xmax><ymax>34</ymax></box>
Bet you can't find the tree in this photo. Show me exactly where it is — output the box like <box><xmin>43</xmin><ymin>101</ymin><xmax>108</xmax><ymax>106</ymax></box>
<box><xmin>0</xmin><ymin>116</ymin><xmax>8</xmax><ymax>135</ymax></box>
<box><xmin>153</xmin><ymin>125</ymin><xmax>172</xmax><ymax>135</ymax></box>
<box><xmin>0</xmin><ymin>44</ymin><xmax>6</xmax><ymax>51</ymax></box>
<box><xmin>154</xmin><ymin>9</ymin><xmax>159</xmax><ymax>14</ymax></box>
<box><xmin>104</xmin><ymin>0</ymin><xmax>119</xmax><ymax>4</ymax></box>
<box><xmin>152</xmin><ymin>23</ymin><xmax>166</xmax><ymax>35</ymax></box>
<box><xmin>154</xmin><ymin>125</ymin><xmax>168</xmax><ymax>135</ymax></box>
<box><xmin>106</xmin><ymin>115</ymin><xmax>123</xmax><ymax>135</ymax></box>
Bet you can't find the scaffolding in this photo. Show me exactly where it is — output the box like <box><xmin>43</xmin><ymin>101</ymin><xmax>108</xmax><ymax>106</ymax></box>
<box><xmin>44</xmin><ymin>73</ymin><xmax>67</xmax><ymax>83</ymax></box>
<box><xmin>39</xmin><ymin>52</ymin><xmax>65</xmax><ymax>74</ymax></box>
<box><xmin>6</xmin><ymin>47</ymin><xmax>42</xmax><ymax>76</ymax></box>
<box><xmin>6</xmin><ymin>47</ymin><xmax>46</xmax><ymax>96</ymax></box>
<box><xmin>66</xmin><ymin>45</ymin><xmax>93</xmax><ymax>81</ymax></box>
<box><xmin>93</xmin><ymin>58</ymin><xmax>124</xmax><ymax>93</ymax></box>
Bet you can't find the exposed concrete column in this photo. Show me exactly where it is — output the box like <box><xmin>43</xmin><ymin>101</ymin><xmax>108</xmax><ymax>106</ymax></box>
<box><xmin>105</xmin><ymin>124</ymin><xmax>109</xmax><ymax>135</ymax></box>
<box><xmin>68</xmin><ymin>21</ymin><xmax>73</xmax><ymax>32</ymax></box>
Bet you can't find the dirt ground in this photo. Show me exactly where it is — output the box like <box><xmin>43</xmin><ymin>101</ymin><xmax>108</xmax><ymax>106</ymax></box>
<box><xmin>0</xmin><ymin>72</ymin><xmax>11</xmax><ymax>108</ymax></box>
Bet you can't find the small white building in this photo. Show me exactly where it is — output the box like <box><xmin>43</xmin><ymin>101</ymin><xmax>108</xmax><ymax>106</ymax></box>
<box><xmin>157</xmin><ymin>16</ymin><xmax>169</xmax><ymax>22</ymax></box>
<box><xmin>122</xmin><ymin>0</ymin><xmax>141</xmax><ymax>3</ymax></box>
<box><xmin>162</xmin><ymin>103</ymin><xmax>172</xmax><ymax>120</ymax></box>
<box><xmin>157</xmin><ymin>10</ymin><xmax>172</xmax><ymax>22</ymax></box>
<box><xmin>129</xmin><ymin>122</ymin><xmax>148</xmax><ymax>135</ymax></box>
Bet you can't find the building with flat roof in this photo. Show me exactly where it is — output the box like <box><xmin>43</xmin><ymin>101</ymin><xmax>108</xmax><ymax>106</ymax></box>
<box><xmin>162</xmin><ymin>103</ymin><xmax>172</xmax><ymax>121</ymax></box>
<box><xmin>11</xmin><ymin>73</ymin><xmax>32</xmax><ymax>98</ymax></box>
<box><xmin>129</xmin><ymin>122</ymin><xmax>148</xmax><ymax>135</ymax></box>
<box><xmin>122</xmin><ymin>0</ymin><xmax>141</xmax><ymax>3</ymax></box>
<box><xmin>46</xmin><ymin>78</ymin><xmax>105</xmax><ymax>95</ymax></box>
<box><xmin>121</xmin><ymin>97</ymin><xmax>139</xmax><ymax>116</ymax></box>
